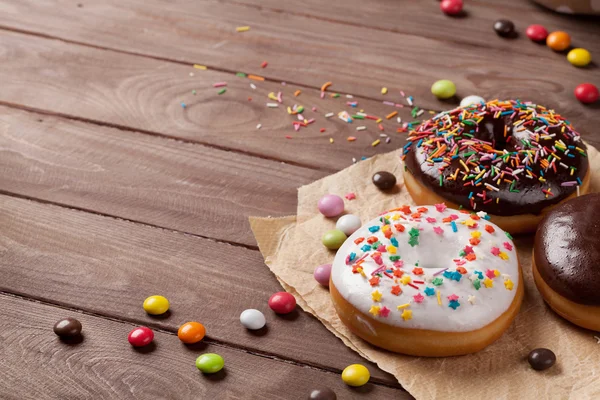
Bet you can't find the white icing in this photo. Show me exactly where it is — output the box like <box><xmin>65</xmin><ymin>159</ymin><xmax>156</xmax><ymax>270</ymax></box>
<box><xmin>331</xmin><ymin>205</ymin><xmax>519</xmax><ymax>332</ymax></box>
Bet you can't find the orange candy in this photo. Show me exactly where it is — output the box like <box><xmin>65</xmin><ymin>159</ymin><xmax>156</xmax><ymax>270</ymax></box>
<box><xmin>177</xmin><ymin>322</ymin><xmax>206</xmax><ymax>344</ymax></box>
<box><xmin>546</xmin><ymin>31</ymin><xmax>571</xmax><ymax>51</ymax></box>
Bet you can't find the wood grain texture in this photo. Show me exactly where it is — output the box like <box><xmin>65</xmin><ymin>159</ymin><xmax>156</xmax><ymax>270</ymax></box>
<box><xmin>0</xmin><ymin>0</ymin><xmax>597</xmax><ymax>139</ymax></box>
<box><xmin>0</xmin><ymin>105</ymin><xmax>327</xmax><ymax>246</ymax></box>
<box><xmin>0</xmin><ymin>30</ymin><xmax>418</xmax><ymax>171</ymax></box>
<box><xmin>0</xmin><ymin>293</ymin><xmax>408</xmax><ymax>399</ymax></box>
<box><xmin>0</xmin><ymin>194</ymin><xmax>400</xmax><ymax>385</ymax></box>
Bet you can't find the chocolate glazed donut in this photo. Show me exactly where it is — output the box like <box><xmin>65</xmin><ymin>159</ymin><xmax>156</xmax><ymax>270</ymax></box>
<box><xmin>403</xmin><ymin>100</ymin><xmax>589</xmax><ymax>216</ymax></box>
<box><xmin>534</xmin><ymin>194</ymin><xmax>600</xmax><ymax>305</ymax></box>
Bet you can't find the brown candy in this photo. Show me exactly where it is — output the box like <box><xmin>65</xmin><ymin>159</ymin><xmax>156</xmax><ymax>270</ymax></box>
<box><xmin>372</xmin><ymin>171</ymin><xmax>396</xmax><ymax>190</ymax></box>
<box><xmin>494</xmin><ymin>19</ymin><xmax>515</xmax><ymax>37</ymax></box>
<box><xmin>53</xmin><ymin>317</ymin><xmax>83</xmax><ymax>338</ymax></box>
<box><xmin>528</xmin><ymin>348</ymin><xmax>556</xmax><ymax>371</ymax></box>
<box><xmin>308</xmin><ymin>387</ymin><xmax>337</xmax><ymax>400</ymax></box>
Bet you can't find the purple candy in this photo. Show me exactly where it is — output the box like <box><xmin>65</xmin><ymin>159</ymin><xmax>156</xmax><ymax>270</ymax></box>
<box><xmin>318</xmin><ymin>194</ymin><xmax>344</xmax><ymax>217</ymax></box>
<box><xmin>314</xmin><ymin>264</ymin><xmax>332</xmax><ymax>287</ymax></box>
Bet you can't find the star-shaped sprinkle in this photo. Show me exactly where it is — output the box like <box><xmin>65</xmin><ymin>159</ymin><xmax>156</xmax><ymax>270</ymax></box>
<box><xmin>379</xmin><ymin>306</ymin><xmax>391</xmax><ymax>317</ymax></box>
<box><xmin>485</xmin><ymin>225</ymin><xmax>495</xmax><ymax>234</ymax></box>
<box><xmin>401</xmin><ymin>309</ymin><xmax>413</xmax><ymax>321</ymax></box>
<box><xmin>477</xmin><ymin>211</ymin><xmax>489</xmax><ymax>219</ymax></box>
<box><xmin>471</xmin><ymin>231</ymin><xmax>482</xmax><ymax>239</ymax></box>
<box><xmin>412</xmin><ymin>267</ymin><xmax>424</xmax><ymax>275</ymax></box>
<box><xmin>491</xmin><ymin>247</ymin><xmax>501</xmax><ymax>256</ymax></box>
<box><xmin>448</xmin><ymin>300</ymin><xmax>460</xmax><ymax>310</ymax></box>
<box><xmin>432</xmin><ymin>277</ymin><xmax>443</xmax><ymax>286</ymax></box>
<box><xmin>371</xmin><ymin>290</ymin><xmax>383</xmax><ymax>302</ymax></box>
<box><xmin>447</xmin><ymin>294</ymin><xmax>459</xmax><ymax>302</ymax></box>
<box><xmin>393</xmin><ymin>260</ymin><xmax>404</xmax><ymax>268</ymax></box>
<box><xmin>434</xmin><ymin>203</ymin><xmax>447</xmax><ymax>212</ymax></box>
<box><xmin>463</xmin><ymin>218</ymin><xmax>477</xmax><ymax>228</ymax></box>
<box><xmin>456</xmin><ymin>266</ymin><xmax>467</xmax><ymax>275</ymax></box>
<box><xmin>393</xmin><ymin>269</ymin><xmax>404</xmax><ymax>277</ymax></box>
<box><xmin>483</xmin><ymin>278</ymin><xmax>494</xmax><ymax>288</ymax></box>
<box><xmin>433</xmin><ymin>226</ymin><xmax>444</xmax><ymax>235</ymax></box>
<box><xmin>473</xmin><ymin>278</ymin><xmax>481</xmax><ymax>290</ymax></box>
<box><xmin>503</xmin><ymin>242</ymin><xmax>513</xmax><ymax>251</ymax></box>
<box><xmin>413</xmin><ymin>293</ymin><xmax>425</xmax><ymax>303</ymax></box>
<box><xmin>369</xmin><ymin>276</ymin><xmax>380</xmax><ymax>286</ymax></box>
<box><xmin>387</xmin><ymin>245</ymin><xmax>397</xmax><ymax>254</ymax></box>
<box><xmin>376</xmin><ymin>245</ymin><xmax>387</xmax><ymax>252</ymax></box>
<box><xmin>369</xmin><ymin>305</ymin><xmax>380</xmax><ymax>316</ymax></box>
<box><xmin>424</xmin><ymin>287</ymin><xmax>435</xmax><ymax>296</ymax></box>
<box><xmin>504</xmin><ymin>279</ymin><xmax>514</xmax><ymax>290</ymax></box>
<box><xmin>426</xmin><ymin>217</ymin><xmax>437</xmax><ymax>223</ymax></box>
<box><xmin>468</xmin><ymin>295</ymin><xmax>476</xmax><ymax>304</ymax></box>
<box><xmin>464</xmin><ymin>245</ymin><xmax>474</xmax><ymax>254</ymax></box>
<box><xmin>499</xmin><ymin>252</ymin><xmax>509</xmax><ymax>260</ymax></box>
<box><xmin>465</xmin><ymin>253</ymin><xmax>477</xmax><ymax>261</ymax></box>
<box><xmin>345</xmin><ymin>192</ymin><xmax>356</xmax><ymax>200</ymax></box>
<box><xmin>401</xmin><ymin>205</ymin><xmax>412</xmax><ymax>214</ymax></box>
<box><xmin>394</xmin><ymin>223</ymin><xmax>405</xmax><ymax>232</ymax></box>
<box><xmin>391</xmin><ymin>214</ymin><xmax>401</xmax><ymax>221</ymax></box>
<box><xmin>485</xmin><ymin>269</ymin><xmax>497</xmax><ymax>279</ymax></box>
<box><xmin>391</xmin><ymin>285</ymin><xmax>402</xmax><ymax>296</ymax></box>
<box><xmin>390</xmin><ymin>237</ymin><xmax>399</xmax><ymax>247</ymax></box>
<box><xmin>469</xmin><ymin>237</ymin><xmax>481</xmax><ymax>246</ymax></box>
<box><xmin>400</xmin><ymin>275</ymin><xmax>412</xmax><ymax>285</ymax></box>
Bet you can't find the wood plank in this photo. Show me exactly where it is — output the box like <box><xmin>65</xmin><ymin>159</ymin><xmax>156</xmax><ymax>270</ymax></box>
<box><xmin>0</xmin><ymin>0</ymin><xmax>597</xmax><ymax>140</ymax></box>
<box><xmin>0</xmin><ymin>194</ymin><xmax>399</xmax><ymax>385</ymax></box>
<box><xmin>0</xmin><ymin>30</ymin><xmax>417</xmax><ymax>171</ymax></box>
<box><xmin>0</xmin><ymin>293</ymin><xmax>407</xmax><ymax>398</ymax></box>
<box><xmin>0</xmin><ymin>105</ymin><xmax>327</xmax><ymax>246</ymax></box>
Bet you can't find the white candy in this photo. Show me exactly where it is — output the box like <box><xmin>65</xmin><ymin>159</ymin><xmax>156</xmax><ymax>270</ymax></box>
<box><xmin>460</xmin><ymin>95</ymin><xmax>486</xmax><ymax>108</ymax></box>
<box><xmin>335</xmin><ymin>214</ymin><xmax>362</xmax><ymax>236</ymax></box>
<box><xmin>240</xmin><ymin>309</ymin><xmax>266</xmax><ymax>330</ymax></box>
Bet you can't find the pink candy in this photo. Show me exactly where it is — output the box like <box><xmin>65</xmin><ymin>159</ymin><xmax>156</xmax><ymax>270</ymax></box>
<box><xmin>318</xmin><ymin>194</ymin><xmax>345</xmax><ymax>217</ymax></box>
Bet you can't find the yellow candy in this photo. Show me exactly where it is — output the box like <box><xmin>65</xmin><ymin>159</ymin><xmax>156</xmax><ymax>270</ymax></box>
<box><xmin>567</xmin><ymin>48</ymin><xmax>591</xmax><ymax>67</ymax></box>
<box><xmin>143</xmin><ymin>295</ymin><xmax>170</xmax><ymax>315</ymax></box>
<box><xmin>342</xmin><ymin>364</ymin><xmax>370</xmax><ymax>387</ymax></box>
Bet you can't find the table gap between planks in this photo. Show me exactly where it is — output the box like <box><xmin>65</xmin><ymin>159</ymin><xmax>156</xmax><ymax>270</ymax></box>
<box><xmin>0</xmin><ymin>0</ymin><xmax>598</xmax><ymax>398</ymax></box>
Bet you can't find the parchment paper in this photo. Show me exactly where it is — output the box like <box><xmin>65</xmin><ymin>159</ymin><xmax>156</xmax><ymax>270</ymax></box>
<box><xmin>250</xmin><ymin>145</ymin><xmax>600</xmax><ymax>400</ymax></box>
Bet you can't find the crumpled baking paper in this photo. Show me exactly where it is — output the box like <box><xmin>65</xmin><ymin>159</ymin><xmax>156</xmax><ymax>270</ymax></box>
<box><xmin>250</xmin><ymin>145</ymin><xmax>600</xmax><ymax>400</ymax></box>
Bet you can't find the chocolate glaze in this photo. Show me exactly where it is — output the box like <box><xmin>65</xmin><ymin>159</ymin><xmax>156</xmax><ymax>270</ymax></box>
<box><xmin>404</xmin><ymin>104</ymin><xmax>588</xmax><ymax>216</ymax></box>
<box><xmin>534</xmin><ymin>194</ymin><xmax>600</xmax><ymax>305</ymax></box>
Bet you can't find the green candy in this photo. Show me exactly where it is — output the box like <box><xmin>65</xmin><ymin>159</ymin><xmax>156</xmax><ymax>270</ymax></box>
<box><xmin>196</xmin><ymin>353</ymin><xmax>224</xmax><ymax>374</ymax></box>
<box><xmin>431</xmin><ymin>79</ymin><xmax>456</xmax><ymax>99</ymax></box>
<box><xmin>321</xmin><ymin>229</ymin><xmax>347</xmax><ymax>250</ymax></box>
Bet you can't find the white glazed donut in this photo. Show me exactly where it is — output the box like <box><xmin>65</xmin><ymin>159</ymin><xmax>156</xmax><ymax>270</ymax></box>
<box><xmin>330</xmin><ymin>203</ymin><xmax>524</xmax><ymax>356</ymax></box>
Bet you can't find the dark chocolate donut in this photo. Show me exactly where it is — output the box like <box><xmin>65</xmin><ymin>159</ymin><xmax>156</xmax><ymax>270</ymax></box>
<box><xmin>403</xmin><ymin>100</ymin><xmax>588</xmax><ymax>216</ymax></box>
<box><xmin>534</xmin><ymin>193</ymin><xmax>600</xmax><ymax>305</ymax></box>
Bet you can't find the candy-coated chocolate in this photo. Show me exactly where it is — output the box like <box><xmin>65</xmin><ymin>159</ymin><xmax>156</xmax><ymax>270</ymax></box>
<box><xmin>567</xmin><ymin>48</ymin><xmax>591</xmax><ymax>67</ymax></box>
<box><xmin>431</xmin><ymin>79</ymin><xmax>456</xmax><ymax>99</ymax></box>
<box><xmin>341</xmin><ymin>364</ymin><xmax>370</xmax><ymax>387</ymax></box>
<box><xmin>128</xmin><ymin>326</ymin><xmax>154</xmax><ymax>347</ymax></box>
<box><xmin>459</xmin><ymin>95</ymin><xmax>485</xmax><ymax>108</ymax></box>
<box><xmin>318</xmin><ymin>194</ymin><xmax>345</xmax><ymax>218</ymax></box>
<box><xmin>493</xmin><ymin>19</ymin><xmax>515</xmax><ymax>37</ymax></box>
<box><xmin>177</xmin><ymin>322</ymin><xmax>206</xmax><ymax>344</ymax></box>
<box><xmin>268</xmin><ymin>292</ymin><xmax>296</xmax><ymax>314</ymax></box>
<box><xmin>528</xmin><ymin>348</ymin><xmax>556</xmax><ymax>371</ymax></box>
<box><xmin>196</xmin><ymin>353</ymin><xmax>224</xmax><ymax>374</ymax></box>
<box><xmin>372</xmin><ymin>171</ymin><xmax>397</xmax><ymax>190</ymax></box>
<box><xmin>526</xmin><ymin>24</ymin><xmax>548</xmax><ymax>42</ymax></box>
<box><xmin>53</xmin><ymin>317</ymin><xmax>82</xmax><ymax>338</ymax></box>
<box><xmin>314</xmin><ymin>264</ymin><xmax>333</xmax><ymax>287</ymax></box>
<box><xmin>335</xmin><ymin>214</ymin><xmax>361</xmax><ymax>236</ymax></box>
<box><xmin>308</xmin><ymin>387</ymin><xmax>337</xmax><ymax>400</ymax></box>
<box><xmin>575</xmin><ymin>83</ymin><xmax>599</xmax><ymax>104</ymax></box>
<box><xmin>322</xmin><ymin>229</ymin><xmax>347</xmax><ymax>250</ymax></box>
<box><xmin>546</xmin><ymin>31</ymin><xmax>571</xmax><ymax>51</ymax></box>
<box><xmin>143</xmin><ymin>295</ymin><xmax>170</xmax><ymax>315</ymax></box>
<box><xmin>240</xmin><ymin>309</ymin><xmax>266</xmax><ymax>330</ymax></box>
<box><xmin>440</xmin><ymin>0</ymin><xmax>463</xmax><ymax>15</ymax></box>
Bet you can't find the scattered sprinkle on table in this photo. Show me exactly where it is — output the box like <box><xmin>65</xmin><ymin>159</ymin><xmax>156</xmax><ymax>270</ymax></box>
<box><xmin>261</xmin><ymin>61</ymin><xmax>268</xmax><ymax>68</ymax></box>
<box><xmin>236</xmin><ymin>26</ymin><xmax>250</xmax><ymax>32</ymax></box>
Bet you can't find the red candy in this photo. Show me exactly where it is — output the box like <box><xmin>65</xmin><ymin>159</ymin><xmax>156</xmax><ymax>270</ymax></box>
<box><xmin>440</xmin><ymin>0</ymin><xmax>463</xmax><ymax>15</ymax></box>
<box><xmin>526</xmin><ymin>24</ymin><xmax>548</xmax><ymax>42</ymax></box>
<box><xmin>128</xmin><ymin>326</ymin><xmax>154</xmax><ymax>347</ymax></box>
<box><xmin>574</xmin><ymin>83</ymin><xmax>599</xmax><ymax>104</ymax></box>
<box><xmin>268</xmin><ymin>292</ymin><xmax>296</xmax><ymax>314</ymax></box>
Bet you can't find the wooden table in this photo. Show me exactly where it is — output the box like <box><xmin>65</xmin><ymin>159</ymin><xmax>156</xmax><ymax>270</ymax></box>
<box><xmin>0</xmin><ymin>1</ymin><xmax>598</xmax><ymax>398</ymax></box>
